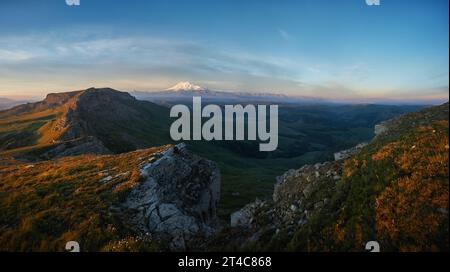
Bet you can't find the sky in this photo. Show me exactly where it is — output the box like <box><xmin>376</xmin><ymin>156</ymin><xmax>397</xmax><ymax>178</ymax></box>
<box><xmin>0</xmin><ymin>0</ymin><xmax>448</xmax><ymax>103</ymax></box>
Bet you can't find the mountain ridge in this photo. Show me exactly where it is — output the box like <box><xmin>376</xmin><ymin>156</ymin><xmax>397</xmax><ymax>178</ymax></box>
<box><xmin>0</xmin><ymin>87</ymin><xmax>171</xmax><ymax>159</ymax></box>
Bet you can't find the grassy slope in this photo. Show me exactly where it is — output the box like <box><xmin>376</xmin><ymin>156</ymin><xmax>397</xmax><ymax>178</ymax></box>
<box><xmin>0</xmin><ymin>95</ymin><xmax>424</xmax><ymax>219</ymax></box>
<box><xmin>0</xmin><ymin>146</ymin><xmax>172</xmax><ymax>252</ymax></box>
<box><xmin>240</xmin><ymin>103</ymin><xmax>449</xmax><ymax>252</ymax></box>
<box><xmin>296</xmin><ymin>120</ymin><xmax>449</xmax><ymax>251</ymax></box>
<box><xmin>0</xmin><ymin>109</ymin><xmax>63</xmax><ymax>150</ymax></box>
<box><xmin>0</xmin><ymin>96</ymin><xmax>442</xmax><ymax>251</ymax></box>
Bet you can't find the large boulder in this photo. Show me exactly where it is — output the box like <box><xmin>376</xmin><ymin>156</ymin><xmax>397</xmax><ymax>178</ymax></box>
<box><xmin>122</xmin><ymin>143</ymin><xmax>221</xmax><ymax>250</ymax></box>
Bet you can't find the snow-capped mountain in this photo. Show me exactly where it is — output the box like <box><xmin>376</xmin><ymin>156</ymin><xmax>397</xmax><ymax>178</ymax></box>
<box><xmin>131</xmin><ymin>81</ymin><xmax>326</xmax><ymax>105</ymax></box>
<box><xmin>166</xmin><ymin>82</ymin><xmax>208</xmax><ymax>92</ymax></box>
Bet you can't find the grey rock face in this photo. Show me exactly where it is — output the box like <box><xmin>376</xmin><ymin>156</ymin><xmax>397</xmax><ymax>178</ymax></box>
<box><xmin>230</xmin><ymin>211</ymin><xmax>247</xmax><ymax>227</ymax></box>
<box><xmin>374</xmin><ymin>123</ymin><xmax>389</xmax><ymax>136</ymax></box>
<box><xmin>230</xmin><ymin>199</ymin><xmax>267</xmax><ymax>228</ymax></box>
<box><xmin>229</xmin><ymin>159</ymin><xmax>344</xmax><ymax>239</ymax></box>
<box><xmin>272</xmin><ymin>163</ymin><xmax>341</xmax><ymax>204</ymax></box>
<box><xmin>333</xmin><ymin>142</ymin><xmax>368</xmax><ymax>161</ymax></box>
<box><xmin>122</xmin><ymin>143</ymin><xmax>220</xmax><ymax>250</ymax></box>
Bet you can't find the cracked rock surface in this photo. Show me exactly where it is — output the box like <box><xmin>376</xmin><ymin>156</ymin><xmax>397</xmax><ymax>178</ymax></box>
<box><xmin>121</xmin><ymin>143</ymin><xmax>221</xmax><ymax>250</ymax></box>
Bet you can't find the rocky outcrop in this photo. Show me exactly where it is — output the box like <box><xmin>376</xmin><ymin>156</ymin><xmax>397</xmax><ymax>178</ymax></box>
<box><xmin>333</xmin><ymin>143</ymin><xmax>367</xmax><ymax>161</ymax></box>
<box><xmin>374</xmin><ymin>123</ymin><xmax>389</xmax><ymax>136</ymax></box>
<box><xmin>230</xmin><ymin>160</ymin><xmax>343</xmax><ymax>234</ymax></box>
<box><xmin>44</xmin><ymin>91</ymin><xmax>81</xmax><ymax>106</ymax></box>
<box><xmin>224</xmin><ymin>103</ymin><xmax>449</xmax><ymax>252</ymax></box>
<box><xmin>121</xmin><ymin>143</ymin><xmax>221</xmax><ymax>250</ymax></box>
<box><xmin>231</xmin><ymin>200</ymin><xmax>267</xmax><ymax>228</ymax></box>
<box><xmin>374</xmin><ymin>103</ymin><xmax>449</xmax><ymax>138</ymax></box>
<box><xmin>273</xmin><ymin>161</ymin><xmax>342</xmax><ymax>206</ymax></box>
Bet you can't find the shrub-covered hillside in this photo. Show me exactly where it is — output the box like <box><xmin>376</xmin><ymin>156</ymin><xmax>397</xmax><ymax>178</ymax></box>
<box><xmin>211</xmin><ymin>103</ymin><xmax>449</xmax><ymax>252</ymax></box>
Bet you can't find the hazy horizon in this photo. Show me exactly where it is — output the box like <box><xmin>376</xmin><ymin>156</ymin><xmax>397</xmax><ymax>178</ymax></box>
<box><xmin>1</xmin><ymin>83</ymin><xmax>448</xmax><ymax>106</ymax></box>
<box><xmin>0</xmin><ymin>0</ymin><xmax>448</xmax><ymax>104</ymax></box>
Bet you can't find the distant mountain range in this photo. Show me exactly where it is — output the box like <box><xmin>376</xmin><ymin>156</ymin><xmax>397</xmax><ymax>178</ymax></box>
<box><xmin>131</xmin><ymin>81</ymin><xmax>447</xmax><ymax>106</ymax></box>
<box><xmin>131</xmin><ymin>81</ymin><xmax>325</xmax><ymax>105</ymax></box>
<box><xmin>0</xmin><ymin>97</ymin><xmax>28</xmax><ymax>110</ymax></box>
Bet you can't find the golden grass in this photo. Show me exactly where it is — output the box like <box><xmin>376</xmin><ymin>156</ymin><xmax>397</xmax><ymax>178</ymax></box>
<box><xmin>0</xmin><ymin>145</ymin><xmax>172</xmax><ymax>251</ymax></box>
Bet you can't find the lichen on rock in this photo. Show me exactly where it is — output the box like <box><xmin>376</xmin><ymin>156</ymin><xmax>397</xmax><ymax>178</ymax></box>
<box><xmin>121</xmin><ymin>143</ymin><xmax>221</xmax><ymax>250</ymax></box>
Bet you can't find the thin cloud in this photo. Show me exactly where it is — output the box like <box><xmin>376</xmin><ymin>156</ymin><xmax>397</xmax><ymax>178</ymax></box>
<box><xmin>278</xmin><ymin>29</ymin><xmax>293</xmax><ymax>41</ymax></box>
<box><xmin>0</xmin><ymin>33</ymin><xmax>304</xmax><ymax>95</ymax></box>
<box><xmin>0</xmin><ymin>31</ymin><xmax>447</xmax><ymax>104</ymax></box>
<box><xmin>0</xmin><ymin>49</ymin><xmax>34</xmax><ymax>62</ymax></box>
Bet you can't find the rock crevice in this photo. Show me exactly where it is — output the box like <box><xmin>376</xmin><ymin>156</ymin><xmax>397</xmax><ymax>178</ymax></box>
<box><xmin>121</xmin><ymin>143</ymin><xmax>221</xmax><ymax>250</ymax></box>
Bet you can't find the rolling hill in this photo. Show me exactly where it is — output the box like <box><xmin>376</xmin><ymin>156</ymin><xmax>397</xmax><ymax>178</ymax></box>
<box><xmin>0</xmin><ymin>87</ymin><xmax>425</xmax><ymax>217</ymax></box>
<box><xmin>0</xmin><ymin>88</ymin><xmax>171</xmax><ymax>160</ymax></box>
<box><xmin>0</xmin><ymin>87</ymin><xmax>420</xmax><ymax>218</ymax></box>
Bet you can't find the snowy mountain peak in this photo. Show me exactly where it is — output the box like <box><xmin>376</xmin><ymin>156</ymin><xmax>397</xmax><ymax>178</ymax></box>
<box><xmin>166</xmin><ymin>82</ymin><xmax>207</xmax><ymax>92</ymax></box>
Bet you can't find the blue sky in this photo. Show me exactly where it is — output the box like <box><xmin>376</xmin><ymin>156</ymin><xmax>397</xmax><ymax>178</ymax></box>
<box><xmin>0</xmin><ymin>0</ymin><xmax>448</xmax><ymax>103</ymax></box>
